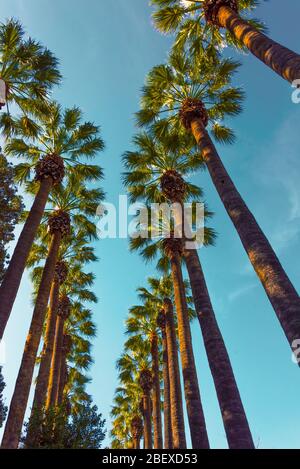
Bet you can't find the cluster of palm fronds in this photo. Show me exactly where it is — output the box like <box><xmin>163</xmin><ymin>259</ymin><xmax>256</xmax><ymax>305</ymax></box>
<box><xmin>111</xmin><ymin>0</ymin><xmax>300</xmax><ymax>450</ymax></box>
<box><xmin>0</xmin><ymin>19</ymin><xmax>105</xmax><ymax>448</ymax></box>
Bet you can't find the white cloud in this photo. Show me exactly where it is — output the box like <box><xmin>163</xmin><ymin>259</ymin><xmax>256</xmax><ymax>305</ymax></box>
<box><xmin>255</xmin><ymin>110</ymin><xmax>300</xmax><ymax>252</ymax></box>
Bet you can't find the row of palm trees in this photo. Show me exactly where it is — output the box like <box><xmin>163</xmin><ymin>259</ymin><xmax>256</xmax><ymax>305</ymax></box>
<box><xmin>110</xmin><ymin>0</ymin><xmax>300</xmax><ymax>449</ymax></box>
<box><xmin>0</xmin><ymin>20</ymin><xmax>105</xmax><ymax>448</ymax></box>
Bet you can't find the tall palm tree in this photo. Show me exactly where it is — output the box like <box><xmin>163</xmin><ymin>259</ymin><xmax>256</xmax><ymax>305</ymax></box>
<box><xmin>0</xmin><ymin>104</ymin><xmax>104</xmax><ymax>338</ymax></box>
<box><xmin>136</xmin><ymin>52</ymin><xmax>300</xmax><ymax>358</ymax></box>
<box><xmin>1</xmin><ymin>178</ymin><xmax>103</xmax><ymax>449</ymax></box>
<box><xmin>125</xmin><ymin>300</ymin><xmax>163</xmax><ymax>449</ymax></box>
<box><xmin>124</xmin><ymin>131</ymin><xmax>254</xmax><ymax>448</ymax></box>
<box><xmin>46</xmin><ymin>297</ymin><xmax>72</xmax><ymax>409</ymax></box>
<box><xmin>151</xmin><ymin>0</ymin><xmax>300</xmax><ymax>84</ymax></box>
<box><xmin>111</xmin><ymin>379</ymin><xmax>143</xmax><ymax>449</ymax></box>
<box><xmin>0</xmin><ymin>19</ymin><xmax>61</xmax><ymax>122</ymax></box>
<box><xmin>130</xmin><ymin>227</ymin><xmax>209</xmax><ymax>448</ymax></box>
<box><xmin>28</xmin><ymin>233</ymin><xmax>98</xmax><ymax>415</ymax></box>
<box><xmin>137</xmin><ymin>275</ymin><xmax>196</xmax><ymax>449</ymax></box>
<box><xmin>156</xmin><ymin>310</ymin><xmax>172</xmax><ymax>449</ymax></box>
<box><xmin>117</xmin><ymin>339</ymin><xmax>153</xmax><ymax>449</ymax></box>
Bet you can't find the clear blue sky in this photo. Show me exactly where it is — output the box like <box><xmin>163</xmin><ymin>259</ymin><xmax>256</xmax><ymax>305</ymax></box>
<box><xmin>1</xmin><ymin>0</ymin><xmax>300</xmax><ymax>449</ymax></box>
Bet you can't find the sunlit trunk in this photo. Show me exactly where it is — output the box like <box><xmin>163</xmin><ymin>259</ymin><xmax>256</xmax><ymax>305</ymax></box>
<box><xmin>0</xmin><ymin>178</ymin><xmax>53</xmax><ymax>339</ymax></box>
<box><xmin>169</xmin><ymin>254</ymin><xmax>209</xmax><ymax>449</ymax></box>
<box><xmin>164</xmin><ymin>299</ymin><xmax>186</xmax><ymax>449</ymax></box>
<box><xmin>184</xmin><ymin>248</ymin><xmax>254</xmax><ymax>448</ymax></box>
<box><xmin>151</xmin><ymin>333</ymin><xmax>163</xmax><ymax>449</ymax></box>
<box><xmin>161</xmin><ymin>324</ymin><xmax>173</xmax><ymax>449</ymax></box>
<box><xmin>191</xmin><ymin>118</ymin><xmax>300</xmax><ymax>357</ymax></box>
<box><xmin>1</xmin><ymin>231</ymin><xmax>61</xmax><ymax>449</ymax></box>
<box><xmin>218</xmin><ymin>5</ymin><xmax>300</xmax><ymax>83</ymax></box>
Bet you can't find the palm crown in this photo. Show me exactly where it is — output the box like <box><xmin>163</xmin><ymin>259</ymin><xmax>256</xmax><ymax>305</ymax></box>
<box><xmin>151</xmin><ymin>0</ymin><xmax>264</xmax><ymax>55</ymax></box>
<box><xmin>136</xmin><ymin>52</ymin><xmax>243</xmax><ymax>144</ymax></box>
<box><xmin>5</xmin><ymin>103</ymin><xmax>105</xmax><ymax>184</ymax></box>
<box><xmin>123</xmin><ymin>131</ymin><xmax>205</xmax><ymax>204</ymax></box>
<box><xmin>0</xmin><ymin>19</ymin><xmax>61</xmax><ymax>115</ymax></box>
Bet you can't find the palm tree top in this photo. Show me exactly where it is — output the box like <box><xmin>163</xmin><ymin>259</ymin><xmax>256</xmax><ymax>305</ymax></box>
<box><xmin>136</xmin><ymin>51</ymin><xmax>243</xmax><ymax>144</ymax></box>
<box><xmin>123</xmin><ymin>131</ymin><xmax>206</xmax><ymax>204</ymax></box>
<box><xmin>5</xmin><ymin>103</ymin><xmax>105</xmax><ymax>183</ymax></box>
<box><xmin>0</xmin><ymin>19</ymin><xmax>61</xmax><ymax>113</ymax></box>
<box><xmin>151</xmin><ymin>0</ymin><xmax>264</xmax><ymax>54</ymax></box>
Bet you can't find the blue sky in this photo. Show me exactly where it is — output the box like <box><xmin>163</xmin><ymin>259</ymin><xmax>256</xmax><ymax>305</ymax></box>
<box><xmin>1</xmin><ymin>0</ymin><xmax>300</xmax><ymax>449</ymax></box>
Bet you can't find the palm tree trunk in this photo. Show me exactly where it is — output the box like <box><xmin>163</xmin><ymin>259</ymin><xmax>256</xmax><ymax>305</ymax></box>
<box><xmin>170</xmin><ymin>254</ymin><xmax>210</xmax><ymax>449</ymax></box>
<box><xmin>151</xmin><ymin>333</ymin><xmax>163</xmax><ymax>449</ymax></box>
<box><xmin>191</xmin><ymin>118</ymin><xmax>300</xmax><ymax>356</ymax></box>
<box><xmin>46</xmin><ymin>314</ymin><xmax>64</xmax><ymax>409</ymax></box>
<box><xmin>217</xmin><ymin>5</ymin><xmax>300</xmax><ymax>83</ymax></box>
<box><xmin>57</xmin><ymin>351</ymin><xmax>67</xmax><ymax>406</ymax></box>
<box><xmin>164</xmin><ymin>298</ymin><xmax>186</xmax><ymax>449</ymax></box>
<box><xmin>143</xmin><ymin>393</ymin><xmax>152</xmax><ymax>449</ymax></box>
<box><xmin>31</xmin><ymin>277</ymin><xmax>60</xmax><ymax>413</ymax></box>
<box><xmin>184</xmin><ymin>248</ymin><xmax>254</xmax><ymax>449</ymax></box>
<box><xmin>1</xmin><ymin>231</ymin><xmax>61</xmax><ymax>449</ymax></box>
<box><xmin>0</xmin><ymin>178</ymin><xmax>53</xmax><ymax>339</ymax></box>
<box><xmin>161</xmin><ymin>326</ymin><xmax>173</xmax><ymax>449</ymax></box>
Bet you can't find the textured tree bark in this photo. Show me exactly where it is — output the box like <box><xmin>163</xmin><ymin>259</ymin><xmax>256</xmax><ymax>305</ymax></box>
<box><xmin>57</xmin><ymin>351</ymin><xmax>67</xmax><ymax>406</ymax></box>
<box><xmin>191</xmin><ymin>118</ymin><xmax>300</xmax><ymax>357</ymax></box>
<box><xmin>184</xmin><ymin>248</ymin><xmax>254</xmax><ymax>448</ymax></box>
<box><xmin>1</xmin><ymin>231</ymin><xmax>61</xmax><ymax>449</ymax></box>
<box><xmin>0</xmin><ymin>178</ymin><xmax>53</xmax><ymax>339</ymax></box>
<box><xmin>170</xmin><ymin>255</ymin><xmax>210</xmax><ymax>449</ymax></box>
<box><xmin>164</xmin><ymin>299</ymin><xmax>186</xmax><ymax>449</ymax></box>
<box><xmin>218</xmin><ymin>5</ymin><xmax>300</xmax><ymax>83</ymax></box>
<box><xmin>46</xmin><ymin>314</ymin><xmax>64</xmax><ymax>409</ymax></box>
<box><xmin>143</xmin><ymin>393</ymin><xmax>153</xmax><ymax>449</ymax></box>
<box><xmin>161</xmin><ymin>326</ymin><xmax>173</xmax><ymax>449</ymax></box>
<box><xmin>30</xmin><ymin>277</ymin><xmax>60</xmax><ymax>413</ymax></box>
<box><xmin>151</xmin><ymin>333</ymin><xmax>163</xmax><ymax>449</ymax></box>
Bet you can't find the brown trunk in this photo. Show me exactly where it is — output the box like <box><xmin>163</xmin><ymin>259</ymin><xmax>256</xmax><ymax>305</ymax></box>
<box><xmin>1</xmin><ymin>231</ymin><xmax>61</xmax><ymax>449</ymax></box>
<box><xmin>143</xmin><ymin>393</ymin><xmax>153</xmax><ymax>449</ymax></box>
<box><xmin>191</xmin><ymin>119</ymin><xmax>300</xmax><ymax>356</ymax></box>
<box><xmin>151</xmin><ymin>333</ymin><xmax>163</xmax><ymax>449</ymax></box>
<box><xmin>184</xmin><ymin>248</ymin><xmax>254</xmax><ymax>449</ymax></box>
<box><xmin>133</xmin><ymin>438</ymin><xmax>140</xmax><ymax>450</ymax></box>
<box><xmin>161</xmin><ymin>326</ymin><xmax>173</xmax><ymax>449</ymax></box>
<box><xmin>57</xmin><ymin>351</ymin><xmax>67</xmax><ymax>406</ymax></box>
<box><xmin>164</xmin><ymin>299</ymin><xmax>186</xmax><ymax>449</ymax></box>
<box><xmin>31</xmin><ymin>277</ymin><xmax>60</xmax><ymax>413</ymax></box>
<box><xmin>0</xmin><ymin>178</ymin><xmax>53</xmax><ymax>339</ymax></box>
<box><xmin>46</xmin><ymin>314</ymin><xmax>64</xmax><ymax>409</ymax></box>
<box><xmin>170</xmin><ymin>255</ymin><xmax>210</xmax><ymax>449</ymax></box>
<box><xmin>218</xmin><ymin>5</ymin><xmax>300</xmax><ymax>83</ymax></box>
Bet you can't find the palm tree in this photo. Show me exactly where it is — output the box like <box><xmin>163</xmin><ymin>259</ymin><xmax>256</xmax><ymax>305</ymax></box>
<box><xmin>28</xmin><ymin>233</ymin><xmax>98</xmax><ymax>414</ymax></box>
<box><xmin>139</xmin><ymin>368</ymin><xmax>154</xmax><ymax>449</ymax></box>
<box><xmin>0</xmin><ymin>19</ymin><xmax>61</xmax><ymax>121</ymax></box>
<box><xmin>156</xmin><ymin>310</ymin><xmax>172</xmax><ymax>449</ymax></box>
<box><xmin>117</xmin><ymin>339</ymin><xmax>153</xmax><ymax>449</ymax></box>
<box><xmin>0</xmin><ymin>104</ymin><xmax>105</xmax><ymax>338</ymax></box>
<box><xmin>136</xmin><ymin>52</ymin><xmax>300</xmax><ymax>358</ymax></box>
<box><xmin>1</xmin><ymin>178</ymin><xmax>104</xmax><ymax>449</ymax></box>
<box><xmin>129</xmin><ymin>224</ymin><xmax>209</xmax><ymax>448</ymax></box>
<box><xmin>151</xmin><ymin>0</ymin><xmax>300</xmax><ymax>84</ymax></box>
<box><xmin>111</xmin><ymin>379</ymin><xmax>143</xmax><ymax>449</ymax></box>
<box><xmin>46</xmin><ymin>298</ymin><xmax>72</xmax><ymax>409</ymax></box>
<box><xmin>136</xmin><ymin>275</ymin><xmax>196</xmax><ymax>449</ymax></box>
<box><xmin>123</xmin><ymin>131</ymin><xmax>254</xmax><ymax>448</ymax></box>
<box><xmin>125</xmin><ymin>300</ymin><xmax>163</xmax><ymax>449</ymax></box>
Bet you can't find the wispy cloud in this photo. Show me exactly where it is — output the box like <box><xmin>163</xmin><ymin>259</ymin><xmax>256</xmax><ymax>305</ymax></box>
<box><xmin>228</xmin><ymin>283</ymin><xmax>257</xmax><ymax>302</ymax></box>
<box><xmin>255</xmin><ymin>110</ymin><xmax>300</xmax><ymax>252</ymax></box>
